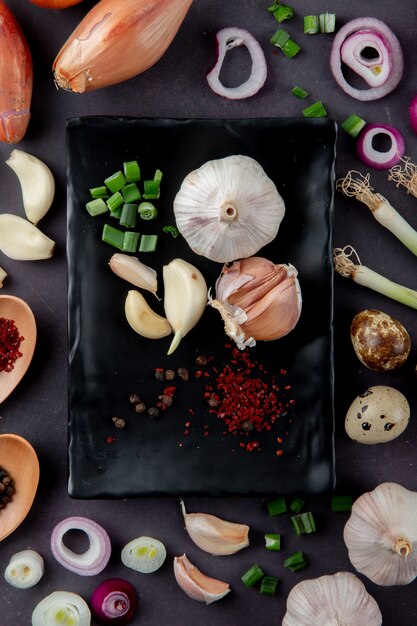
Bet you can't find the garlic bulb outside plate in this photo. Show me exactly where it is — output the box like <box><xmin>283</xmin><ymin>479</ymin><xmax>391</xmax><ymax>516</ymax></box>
<box><xmin>282</xmin><ymin>572</ymin><xmax>382</xmax><ymax>626</ymax></box>
<box><xmin>344</xmin><ymin>482</ymin><xmax>417</xmax><ymax>585</ymax></box>
<box><xmin>173</xmin><ymin>155</ymin><xmax>285</xmax><ymax>263</ymax></box>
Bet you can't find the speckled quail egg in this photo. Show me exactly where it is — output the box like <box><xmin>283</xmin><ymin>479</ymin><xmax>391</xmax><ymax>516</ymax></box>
<box><xmin>345</xmin><ymin>385</ymin><xmax>410</xmax><ymax>444</ymax></box>
<box><xmin>350</xmin><ymin>310</ymin><xmax>410</xmax><ymax>371</ymax></box>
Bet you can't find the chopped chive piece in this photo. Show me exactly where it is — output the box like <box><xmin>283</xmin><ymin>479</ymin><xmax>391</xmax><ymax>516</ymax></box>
<box><xmin>290</xmin><ymin>498</ymin><xmax>305</xmax><ymax>513</ymax></box>
<box><xmin>85</xmin><ymin>197</ymin><xmax>108</xmax><ymax>217</ymax></box>
<box><xmin>281</xmin><ymin>38</ymin><xmax>301</xmax><ymax>58</ymax></box>
<box><xmin>143</xmin><ymin>179</ymin><xmax>160</xmax><ymax>199</ymax></box>
<box><xmin>284</xmin><ymin>551</ymin><xmax>308</xmax><ymax>572</ymax></box>
<box><xmin>102</xmin><ymin>224</ymin><xmax>125</xmax><ymax>249</ymax></box>
<box><xmin>105</xmin><ymin>170</ymin><xmax>126</xmax><ymax>193</ymax></box>
<box><xmin>291</xmin><ymin>511</ymin><xmax>316</xmax><ymax>535</ymax></box>
<box><xmin>303</xmin><ymin>100</ymin><xmax>327</xmax><ymax>118</ymax></box>
<box><xmin>270</xmin><ymin>29</ymin><xmax>290</xmax><ymax>47</ymax></box>
<box><xmin>106</xmin><ymin>191</ymin><xmax>124</xmax><ymax>213</ymax></box>
<box><xmin>122</xmin><ymin>182</ymin><xmax>141</xmax><ymax>203</ymax></box>
<box><xmin>119</xmin><ymin>203</ymin><xmax>138</xmax><ymax>228</ymax></box>
<box><xmin>154</xmin><ymin>169</ymin><xmax>163</xmax><ymax>183</ymax></box>
<box><xmin>269</xmin><ymin>3</ymin><xmax>294</xmax><ymax>23</ymax></box>
<box><xmin>260</xmin><ymin>576</ymin><xmax>279</xmax><ymax>596</ymax></box>
<box><xmin>122</xmin><ymin>231</ymin><xmax>140</xmax><ymax>253</ymax></box>
<box><xmin>123</xmin><ymin>160</ymin><xmax>141</xmax><ymax>183</ymax></box>
<box><xmin>264</xmin><ymin>533</ymin><xmax>281</xmax><ymax>551</ymax></box>
<box><xmin>267</xmin><ymin>496</ymin><xmax>287</xmax><ymax>516</ymax></box>
<box><xmin>319</xmin><ymin>12</ymin><xmax>336</xmax><ymax>33</ymax></box>
<box><xmin>331</xmin><ymin>495</ymin><xmax>353</xmax><ymax>512</ymax></box>
<box><xmin>162</xmin><ymin>225</ymin><xmax>179</xmax><ymax>238</ymax></box>
<box><xmin>241</xmin><ymin>564</ymin><xmax>264</xmax><ymax>587</ymax></box>
<box><xmin>138</xmin><ymin>201</ymin><xmax>158</xmax><ymax>221</ymax></box>
<box><xmin>304</xmin><ymin>15</ymin><xmax>319</xmax><ymax>34</ymax></box>
<box><xmin>139</xmin><ymin>234</ymin><xmax>158</xmax><ymax>252</ymax></box>
<box><xmin>341</xmin><ymin>114</ymin><xmax>366</xmax><ymax>138</ymax></box>
<box><xmin>109</xmin><ymin>205</ymin><xmax>123</xmax><ymax>219</ymax></box>
<box><xmin>89</xmin><ymin>185</ymin><xmax>109</xmax><ymax>199</ymax></box>
<box><xmin>291</xmin><ymin>86</ymin><xmax>309</xmax><ymax>99</ymax></box>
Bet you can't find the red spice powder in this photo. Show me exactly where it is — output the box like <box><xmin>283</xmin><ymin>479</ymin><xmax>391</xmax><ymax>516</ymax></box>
<box><xmin>0</xmin><ymin>317</ymin><xmax>24</xmax><ymax>373</ymax></box>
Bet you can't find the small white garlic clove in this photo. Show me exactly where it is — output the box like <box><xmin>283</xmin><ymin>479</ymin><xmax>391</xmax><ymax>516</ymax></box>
<box><xmin>0</xmin><ymin>266</ymin><xmax>7</xmax><ymax>287</ymax></box>
<box><xmin>180</xmin><ymin>500</ymin><xmax>249</xmax><ymax>556</ymax></box>
<box><xmin>173</xmin><ymin>554</ymin><xmax>231</xmax><ymax>604</ymax></box>
<box><xmin>6</xmin><ymin>149</ymin><xmax>55</xmax><ymax>224</ymax></box>
<box><xmin>0</xmin><ymin>214</ymin><xmax>55</xmax><ymax>260</ymax></box>
<box><xmin>109</xmin><ymin>253</ymin><xmax>158</xmax><ymax>296</ymax></box>
<box><xmin>125</xmin><ymin>290</ymin><xmax>172</xmax><ymax>340</ymax></box>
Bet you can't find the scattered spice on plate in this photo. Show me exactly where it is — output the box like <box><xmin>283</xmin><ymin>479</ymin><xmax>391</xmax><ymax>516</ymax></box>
<box><xmin>0</xmin><ymin>466</ymin><xmax>14</xmax><ymax>509</ymax></box>
<box><xmin>0</xmin><ymin>317</ymin><xmax>24</xmax><ymax>373</ymax></box>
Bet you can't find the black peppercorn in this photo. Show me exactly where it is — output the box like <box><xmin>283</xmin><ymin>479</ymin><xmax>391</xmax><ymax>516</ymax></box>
<box><xmin>129</xmin><ymin>393</ymin><xmax>141</xmax><ymax>405</ymax></box>
<box><xmin>134</xmin><ymin>402</ymin><xmax>146</xmax><ymax>414</ymax></box>
<box><xmin>159</xmin><ymin>394</ymin><xmax>173</xmax><ymax>407</ymax></box>
<box><xmin>148</xmin><ymin>407</ymin><xmax>160</xmax><ymax>418</ymax></box>
<box><xmin>154</xmin><ymin>368</ymin><xmax>165</xmax><ymax>381</ymax></box>
<box><xmin>177</xmin><ymin>367</ymin><xmax>189</xmax><ymax>381</ymax></box>
<box><xmin>196</xmin><ymin>355</ymin><xmax>207</xmax><ymax>366</ymax></box>
<box><xmin>165</xmin><ymin>369</ymin><xmax>175</xmax><ymax>381</ymax></box>
<box><xmin>242</xmin><ymin>420</ymin><xmax>254</xmax><ymax>432</ymax></box>
<box><xmin>112</xmin><ymin>417</ymin><xmax>126</xmax><ymax>429</ymax></box>
<box><xmin>207</xmin><ymin>394</ymin><xmax>219</xmax><ymax>407</ymax></box>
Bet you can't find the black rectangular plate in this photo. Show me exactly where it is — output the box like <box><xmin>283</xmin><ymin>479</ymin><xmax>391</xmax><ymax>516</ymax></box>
<box><xmin>67</xmin><ymin>116</ymin><xmax>336</xmax><ymax>498</ymax></box>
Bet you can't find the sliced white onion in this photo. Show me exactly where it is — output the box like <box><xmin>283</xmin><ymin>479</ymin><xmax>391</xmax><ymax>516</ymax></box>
<box><xmin>121</xmin><ymin>536</ymin><xmax>166</xmax><ymax>573</ymax></box>
<box><xmin>4</xmin><ymin>549</ymin><xmax>44</xmax><ymax>589</ymax></box>
<box><xmin>51</xmin><ymin>516</ymin><xmax>111</xmax><ymax>576</ymax></box>
<box><xmin>206</xmin><ymin>27</ymin><xmax>267</xmax><ymax>99</ymax></box>
<box><xmin>356</xmin><ymin>123</ymin><xmax>405</xmax><ymax>170</ymax></box>
<box><xmin>330</xmin><ymin>17</ymin><xmax>403</xmax><ymax>101</ymax></box>
<box><xmin>32</xmin><ymin>591</ymin><xmax>91</xmax><ymax>626</ymax></box>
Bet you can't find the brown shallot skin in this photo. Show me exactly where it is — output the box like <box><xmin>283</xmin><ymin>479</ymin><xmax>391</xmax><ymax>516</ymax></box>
<box><xmin>0</xmin><ymin>1</ymin><xmax>33</xmax><ymax>144</ymax></box>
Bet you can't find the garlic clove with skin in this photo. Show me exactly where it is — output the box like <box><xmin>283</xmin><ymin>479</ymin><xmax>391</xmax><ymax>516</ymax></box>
<box><xmin>180</xmin><ymin>500</ymin><xmax>249</xmax><ymax>555</ymax></box>
<box><xmin>173</xmin><ymin>554</ymin><xmax>231</xmax><ymax>604</ymax></box>
<box><xmin>109</xmin><ymin>253</ymin><xmax>158</xmax><ymax>296</ymax></box>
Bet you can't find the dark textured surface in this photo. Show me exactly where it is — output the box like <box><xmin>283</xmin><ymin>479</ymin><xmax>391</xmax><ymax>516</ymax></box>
<box><xmin>1</xmin><ymin>1</ymin><xmax>417</xmax><ymax>624</ymax></box>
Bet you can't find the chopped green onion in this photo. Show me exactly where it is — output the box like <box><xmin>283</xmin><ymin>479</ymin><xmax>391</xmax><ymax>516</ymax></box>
<box><xmin>102</xmin><ymin>224</ymin><xmax>125</xmax><ymax>249</ymax></box>
<box><xmin>139</xmin><ymin>234</ymin><xmax>158</xmax><ymax>252</ymax></box>
<box><xmin>105</xmin><ymin>170</ymin><xmax>126</xmax><ymax>193</ymax></box>
<box><xmin>290</xmin><ymin>498</ymin><xmax>305</xmax><ymax>513</ymax></box>
<box><xmin>284</xmin><ymin>551</ymin><xmax>308</xmax><ymax>572</ymax></box>
<box><xmin>143</xmin><ymin>179</ymin><xmax>160</xmax><ymax>199</ymax></box>
<box><xmin>341</xmin><ymin>114</ymin><xmax>366</xmax><ymax>137</ymax></box>
<box><xmin>303</xmin><ymin>101</ymin><xmax>327</xmax><ymax>118</ymax></box>
<box><xmin>122</xmin><ymin>183</ymin><xmax>141</xmax><ymax>203</ymax></box>
<box><xmin>119</xmin><ymin>203</ymin><xmax>137</xmax><ymax>228</ymax></box>
<box><xmin>138</xmin><ymin>202</ymin><xmax>158</xmax><ymax>221</ymax></box>
<box><xmin>269</xmin><ymin>3</ymin><xmax>294</xmax><ymax>23</ymax></box>
<box><xmin>162</xmin><ymin>225</ymin><xmax>179</xmax><ymax>238</ymax></box>
<box><xmin>109</xmin><ymin>205</ymin><xmax>123</xmax><ymax>219</ymax></box>
<box><xmin>270</xmin><ymin>29</ymin><xmax>290</xmax><ymax>47</ymax></box>
<box><xmin>264</xmin><ymin>533</ymin><xmax>281</xmax><ymax>551</ymax></box>
<box><xmin>331</xmin><ymin>495</ymin><xmax>353</xmax><ymax>512</ymax></box>
<box><xmin>319</xmin><ymin>12</ymin><xmax>336</xmax><ymax>33</ymax></box>
<box><xmin>122</xmin><ymin>231</ymin><xmax>140</xmax><ymax>253</ymax></box>
<box><xmin>281</xmin><ymin>38</ymin><xmax>301</xmax><ymax>58</ymax></box>
<box><xmin>291</xmin><ymin>511</ymin><xmax>316</xmax><ymax>535</ymax></box>
<box><xmin>267</xmin><ymin>496</ymin><xmax>286</xmax><ymax>516</ymax></box>
<box><xmin>89</xmin><ymin>185</ymin><xmax>109</xmax><ymax>199</ymax></box>
<box><xmin>123</xmin><ymin>160</ymin><xmax>141</xmax><ymax>183</ymax></box>
<box><xmin>260</xmin><ymin>576</ymin><xmax>279</xmax><ymax>596</ymax></box>
<box><xmin>304</xmin><ymin>15</ymin><xmax>319</xmax><ymax>34</ymax></box>
<box><xmin>154</xmin><ymin>169</ymin><xmax>163</xmax><ymax>183</ymax></box>
<box><xmin>106</xmin><ymin>191</ymin><xmax>124</xmax><ymax>213</ymax></box>
<box><xmin>291</xmin><ymin>86</ymin><xmax>309</xmax><ymax>99</ymax></box>
<box><xmin>85</xmin><ymin>198</ymin><xmax>108</xmax><ymax>217</ymax></box>
<box><xmin>241</xmin><ymin>564</ymin><xmax>264</xmax><ymax>587</ymax></box>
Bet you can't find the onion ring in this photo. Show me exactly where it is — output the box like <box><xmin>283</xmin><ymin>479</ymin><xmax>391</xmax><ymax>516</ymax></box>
<box><xmin>409</xmin><ymin>95</ymin><xmax>417</xmax><ymax>134</ymax></box>
<box><xmin>51</xmin><ymin>516</ymin><xmax>111</xmax><ymax>576</ymax></box>
<box><xmin>206</xmin><ymin>27</ymin><xmax>267</xmax><ymax>100</ymax></box>
<box><xmin>356</xmin><ymin>124</ymin><xmax>405</xmax><ymax>170</ymax></box>
<box><xmin>330</xmin><ymin>17</ymin><xmax>403</xmax><ymax>101</ymax></box>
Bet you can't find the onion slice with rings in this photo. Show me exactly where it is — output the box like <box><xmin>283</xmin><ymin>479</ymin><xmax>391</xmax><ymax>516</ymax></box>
<box><xmin>206</xmin><ymin>27</ymin><xmax>267</xmax><ymax>100</ymax></box>
<box><xmin>356</xmin><ymin>123</ymin><xmax>405</xmax><ymax>170</ymax></box>
<box><xmin>330</xmin><ymin>17</ymin><xmax>403</xmax><ymax>101</ymax></box>
<box><xmin>51</xmin><ymin>516</ymin><xmax>111</xmax><ymax>576</ymax></box>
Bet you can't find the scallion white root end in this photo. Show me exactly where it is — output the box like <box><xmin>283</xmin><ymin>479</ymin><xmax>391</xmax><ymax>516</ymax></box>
<box><xmin>388</xmin><ymin>155</ymin><xmax>417</xmax><ymax>198</ymax></box>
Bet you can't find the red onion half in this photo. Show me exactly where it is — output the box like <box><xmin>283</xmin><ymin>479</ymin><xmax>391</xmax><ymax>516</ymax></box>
<box><xmin>206</xmin><ymin>27</ymin><xmax>267</xmax><ymax>100</ymax></box>
<box><xmin>51</xmin><ymin>516</ymin><xmax>111</xmax><ymax>576</ymax></box>
<box><xmin>91</xmin><ymin>579</ymin><xmax>137</xmax><ymax>625</ymax></box>
<box><xmin>356</xmin><ymin>123</ymin><xmax>405</xmax><ymax>170</ymax></box>
<box><xmin>330</xmin><ymin>17</ymin><xmax>403</xmax><ymax>101</ymax></box>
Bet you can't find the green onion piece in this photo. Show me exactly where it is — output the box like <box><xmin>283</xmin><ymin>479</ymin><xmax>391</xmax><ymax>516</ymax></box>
<box><xmin>162</xmin><ymin>225</ymin><xmax>179</xmax><ymax>238</ymax></box>
<box><xmin>271</xmin><ymin>4</ymin><xmax>294</xmax><ymax>23</ymax></box>
<box><xmin>105</xmin><ymin>170</ymin><xmax>126</xmax><ymax>193</ymax></box>
<box><xmin>270</xmin><ymin>29</ymin><xmax>290</xmax><ymax>47</ymax></box>
<box><xmin>119</xmin><ymin>203</ymin><xmax>137</xmax><ymax>228</ymax></box>
<box><xmin>143</xmin><ymin>179</ymin><xmax>160</xmax><ymax>199</ymax></box>
<box><xmin>304</xmin><ymin>15</ymin><xmax>319</xmax><ymax>34</ymax></box>
<box><xmin>139</xmin><ymin>234</ymin><xmax>158</xmax><ymax>252</ymax></box>
<box><xmin>284</xmin><ymin>551</ymin><xmax>308</xmax><ymax>572</ymax></box>
<box><xmin>331</xmin><ymin>495</ymin><xmax>353</xmax><ymax>512</ymax></box>
<box><xmin>260</xmin><ymin>576</ymin><xmax>279</xmax><ymax>596</ymax></box>
<box><xmin>122</xmin><ymin>183</ymin><xmax>141</xmax><ymax>203</ymax></box>
<box><xmin>109</xmin><ymin>205</ymin><xmax>123</xmax><ymax>219</ymax></box>
<box><xmin>123</xmin><ymin>160</ymin><xmax>141</xmax><ymax>183</ymax></box>
<box><xmin>291</xmin><ymin>86</ymin><xmax>309</xmax><ymax>99</ymax></box>
<box><xmin>241</xmin><ymin>564</ymin><xmax>264</xmax><ymax>587</ymax></box>
<box><xmin>138</xmin><ymin>202</ymin><xmax>158</xmax><ymax>221</ymax></box>
<box><xmin>154</xmin><ymin>169</ymin><xmax>163</xmax><ymax>183</ymax></box>
<box><xmin>341</xmin><ymin>114</ymin><xmax>366</xmax><ymax>137</ymax></box>
<box><xmin>303</xmin><ymin>101</ymin><xmax>327</xmax><ymax>118</ymax></box>
<box><xmin>264</xmin><ymin>533</ymin><xmax>281</xmax><ymax>551</ymax></box>
<box><xmin>122</xmin><ymin>231</ymin><xmax>140</xmax><ymax>253</ymax></box>
<box><xmin>281</xmin><ymin>38</ymin><xmax>301</xmax><ymax>58</ymax></box>
<box><xmin>291</xmin><ymin>511</ymin><xmax>316</xmax><ymax>535</ymax></box>
<box><xmin>106</xmin><ymin>191</ymin><xmax>124</xmax><ymax>213</ymax></box>
<box><xmin>319</xmin><ymin>12</ymin><xmax>336</xmax><ymax>33</ymax></box>
<box><xmin>290</xmin><ymin>498</ymin><xmax>305</xmax><ymax>513</ymax></box>
<box><xmin>85</xmin><ymin>198</ymin><xmax>108</xmax><ymax>217</ymax></box>
<box><xmin>89</xmin><ymin>185</ymin><xmax>109</xmax><ymax>199</ymax></box>
<box><xmin>267</xmin><ymin>496</ymin><xmax>287</xmax><ymax>516</ymax></box>
<box><xmin>102</xmin><ymin>224</ymin><xmax>125</xmax><ymax>249</ymax></box>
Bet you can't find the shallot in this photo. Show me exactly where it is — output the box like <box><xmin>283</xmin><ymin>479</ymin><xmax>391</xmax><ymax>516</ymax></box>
<box><xmin>91</xmin><ymin>578</ymin><xmax>137</xmax><ymax>625</ymax></box>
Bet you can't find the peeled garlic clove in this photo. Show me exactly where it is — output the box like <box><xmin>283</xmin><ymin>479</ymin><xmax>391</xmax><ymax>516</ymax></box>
<box><xmin>0</xmin><ymin>214</ymin><xmax>55</xmax><ymax>260</ymax></box>
<box><xmin>6</xmin><ymin>149</ymin><xmax>55</xmax><ymax>224</ymax></box>
<box><xmin>163</xmin><ymin>258</ymin><xmax>208</xmax><ymax>355</ymax></box>
<box><xmin>0</xmin><ymin>267</ymin><xmax>7</xmax><ymax>287</ymax></box>
<box><xmin>109</xmin><ymin>253</ymin><xmax>158</xmax><ymax>296</ymax></box>
<box><xmin>181</xmin><ymin>500</ymin><xmax>249</xmax><ymax>556</ymax></box>
<box><xmin>125</xmin><ymin>290</ymin><xmax>172</xmax><ymax>339</ymax></box>
<box><xmin>173</xmin><ymin>155</ymin><xmax>285</xmax><ymax>263</ymax></box>
<box><xmin>173</xmin><ymin>554</ymin><xmax>231</xmax><ymax>604</ymax></box>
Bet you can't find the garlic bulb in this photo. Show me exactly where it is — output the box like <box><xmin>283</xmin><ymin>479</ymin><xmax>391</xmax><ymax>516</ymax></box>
<box><xmin>0</xmin><ymin>214</ymin><xmax>55</xmax><ymax>260</ymax></box>
<box><xmin>282</xmin><ymin>572</ymin><xmax>382</xmax><ymax>626</ymax></box>
<box><xmin>173</xmin><ymin>155</ymin><xmax>285</xmax><ymax>262</ymax></box>
<box><xmin>344</xmin><ymin>482</ymin><xmax>417</xmax><ymax>585</ymax></box>
<box><xmin>180</xmin><ymin>500</ymin><xmax>249</xmax><ymax>555</ymax></box>
<box><xmin>209</xmin><ymin>256</ymin><xmax>302</xmax><ymax>349</ymax></box>
<box><xmin>173</xmin><ymin>554</ymin><xmax>231</xmax><ymax>604</ymax></box>
<box><xmin>109</xmin><ymin>253</ymin><xmax>158</xmax><ymax>296</ymax></box>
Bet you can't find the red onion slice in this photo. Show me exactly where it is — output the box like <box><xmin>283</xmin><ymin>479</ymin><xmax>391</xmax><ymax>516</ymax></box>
<box><xmin>330</xmin><ymin>18</ymin><xmax>403</xmax><ymax>101</ymax></box>
<box><xmin>409</xmin><ymin>95</ymin><xmax>417</xmax><ymax>134</ymax></box>
<box><xmin>206</xmin><ymin>27</ymin><xmax>267</xmax><ymax>100</ymax></box>
<box><xmin>51</xmin><ymin>516</ymin><xmax>111</xmax><ymax>576</ymax></box>
<box><xmin>91</xmin><ymin>579</ymin><xmax>137</xmax><ymax>625</ymax></box>
<box><xmin>356</xmin><ymin>124</ymin><xmax>405</xmax><ymax>170</ymax></box>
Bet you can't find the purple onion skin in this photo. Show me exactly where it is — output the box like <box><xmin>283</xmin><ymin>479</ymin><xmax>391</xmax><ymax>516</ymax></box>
<box><xmin>356</xmin><ymin>123</ymin><xmax>405</xmax><ymax>170</ymax></box>
<box><xmin>90</xmin><ymin>578</ymin><xmax>137</xmax><ymax>625</ymax></box>
<box><xmin>409</xmin><ymin>95</ymin><xmax>417</xmax><ymax>134</ymax></box>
